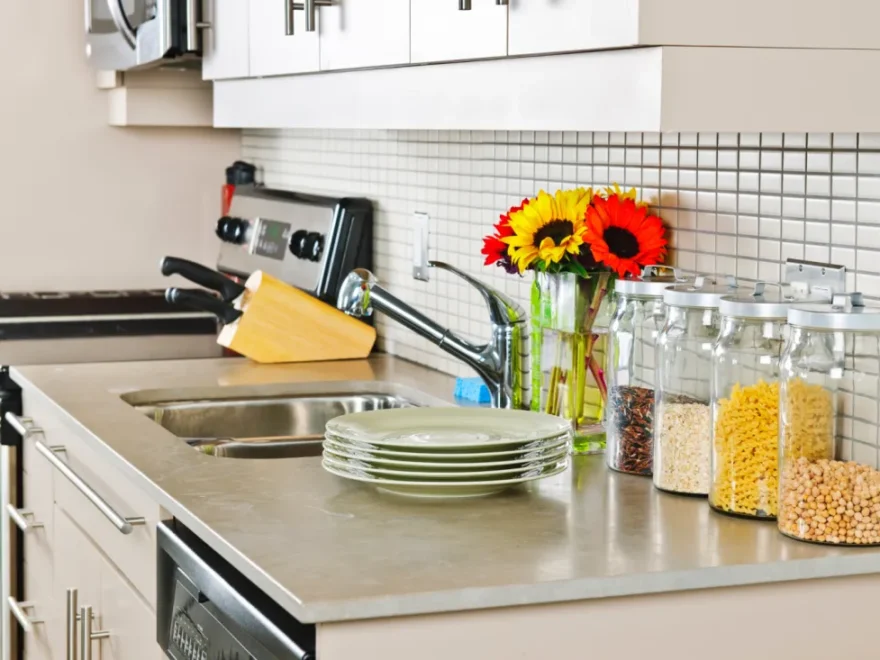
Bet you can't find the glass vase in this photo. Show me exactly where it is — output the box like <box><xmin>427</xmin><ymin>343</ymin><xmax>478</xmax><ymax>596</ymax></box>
<box><xmin>530</xmin><ymin>271</ymin><xmax>612</xmax><ymax>454</ymax></box>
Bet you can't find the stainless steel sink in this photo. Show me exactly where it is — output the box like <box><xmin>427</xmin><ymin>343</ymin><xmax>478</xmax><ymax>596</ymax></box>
<box><xmin>126</xmin><ymin>381</ymin><xmax>449</xmax><ymax>459</ymax></box>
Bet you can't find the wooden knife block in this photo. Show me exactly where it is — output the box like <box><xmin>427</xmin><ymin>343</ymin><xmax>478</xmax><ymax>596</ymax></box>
<box><xmin>217</xmin><ymin>271</ymin><xmax>376</xmax><ymax>364</ymax></box>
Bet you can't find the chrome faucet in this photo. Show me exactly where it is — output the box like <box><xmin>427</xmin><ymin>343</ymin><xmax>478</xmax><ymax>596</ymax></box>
<box><xmin>337</xmin><ymin>261</ymin><xmax>529</xmax><ymax>409</ymax></box>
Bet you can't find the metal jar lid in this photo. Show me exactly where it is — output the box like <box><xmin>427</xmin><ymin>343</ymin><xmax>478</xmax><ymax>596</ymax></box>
<box><xmin>719</xmin><ymin>282</ymin><xmax>792</xmax><ymax>319</ymax></box>
<box><xmin>788</xmin><ymin>293</ymin><xmax>880</xmax><ymax>331</ymax></box>
<box><xmin>663</xmin><ymin>275</ymin><xmax>738</xmax><ymax>309</ymax></box>
<box><xmin>616</xmin><ymin>265</ymin><xmax>689</xmax><ymax>297</ymax></box>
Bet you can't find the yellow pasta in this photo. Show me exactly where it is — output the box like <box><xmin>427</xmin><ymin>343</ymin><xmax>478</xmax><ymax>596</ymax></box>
<box><xmin>711</xmin><ymin>380</ymin><xmax>781</xmax><ymax>517</ymax></box>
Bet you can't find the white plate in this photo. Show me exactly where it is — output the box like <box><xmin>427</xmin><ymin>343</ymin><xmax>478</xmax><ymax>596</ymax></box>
<box><xmin>321</xmin><ymin>457</ymin><xmax>569</xmax><ymax>498</ymax></box>
<box><xmin>325</xmin><ymin>407</ymin><xmax>571</xmax><ymax>450</ymax></box>
<box><xmin>323</xmin><ymin>442</ymin><xmax>569</xmax><ymax>471</ymax></box>
<box><xmin>323</xmin><ymin>434</ymin><xmax>570</xmax><ymax>463</ymax></box>
<box><xmin>322</xmin><ymin>452</ymin><xmax>565</xmax><ymax>480</ymax></box>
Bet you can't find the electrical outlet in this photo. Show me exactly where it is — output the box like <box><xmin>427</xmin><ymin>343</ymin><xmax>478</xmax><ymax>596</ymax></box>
<box><xmin>413</xmin><ymin>212</ymin><xmax>430</xmax><ymax>281</ymax></box>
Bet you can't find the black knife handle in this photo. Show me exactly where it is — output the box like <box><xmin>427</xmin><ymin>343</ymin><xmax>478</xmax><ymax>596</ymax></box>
<box><xmin>165</xmin><ymin>288</ymin><xmax>242</xmax><ymax>325</ymax></box>
<box><xmin>161</xmin><ymin>257</ymin><xmax>245</xmax><ymax>302</ymax></box>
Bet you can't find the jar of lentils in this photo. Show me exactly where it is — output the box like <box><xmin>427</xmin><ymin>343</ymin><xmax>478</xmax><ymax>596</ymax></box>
<box><xmin>710</xmin><ymin>283</ymin><xmax>791</xmax><ymax>519</ymax></box>
<box><xmin>779</xmin><ymin>293</ymin><xmax>880</xmax><ymax>545</ymax></box>
<box><xmin>654</xmin><ymin>276</ymin><xmax>737</xmax><ymax>496</ymax></box>
<box><xmin>606</xmin><ymin>266</ymin><xmax>683</xmax><ymax>476</ymax></box>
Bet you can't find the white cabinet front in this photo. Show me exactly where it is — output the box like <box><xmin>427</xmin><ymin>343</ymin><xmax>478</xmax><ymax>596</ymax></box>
<box><xmin>319</xmin><ymin>0</ymin><xmax>410</xmax><ymax>71</ymax></box>
<box><xmin>411</xmin><ymin>0</ymin><xmax>507</xmax><ymax>64</ymax></box>
<box><xmin>249</xmin><ymin>0</ymin><xmax>320</xmax><ymax>76</ymax></box>
<box><xmin>202</xmin><ymin>0</ymin><xmax>252</xmax><ymax>80</ymax></box>
<box><xmin>508</xmin><ymin>0</ymin><xmax>639</xmax><ymax>56</ymax></box>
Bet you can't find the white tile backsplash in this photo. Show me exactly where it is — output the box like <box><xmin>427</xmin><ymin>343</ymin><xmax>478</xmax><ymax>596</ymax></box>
<box><xmin>242</xmin><ymin>129</ymin><xmax>880</xmax><ymax>378</ymax></box>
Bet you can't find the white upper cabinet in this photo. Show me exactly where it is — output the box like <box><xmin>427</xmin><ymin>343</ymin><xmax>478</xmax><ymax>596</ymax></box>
<box><xmin>509</xmin><ymin>0</ymin><xmax>880</xmax><ymax>57</ymax></box>
<box><xmin>411</xmin><ymin>0</ymin><xmax>507</xmax><ymax>64</ymax></box>
<box><xmin>319</xmin><ymin>0</ymin><xmax>410</xmax><ymax>71</ymax></box>
<box><xmin>202</xmin><ymin>0</ymin><xmax>251</xmax><ymax>80</ymax></box>
<box><xmin>249</xmin><ymin>0</ymin><xmax>320</xmax><ymax>76</ymax></box>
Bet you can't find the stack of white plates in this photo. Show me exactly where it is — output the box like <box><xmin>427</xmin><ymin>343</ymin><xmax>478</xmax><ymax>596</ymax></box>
<box><xmin>323</xmin><ymin>408</ymin><xmax>572</xmax><ymax>498</ymax></box>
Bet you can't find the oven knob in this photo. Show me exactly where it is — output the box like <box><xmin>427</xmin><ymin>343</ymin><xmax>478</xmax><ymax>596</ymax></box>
<box><xmin>216</xmin><ymin>216</ymin><xmax>248</xmax><ymax>244</ymax></box>
<box><xmin>289</xmin><ymin>231</ymin><xmax>324</xmax><ymax>262</ymax></box>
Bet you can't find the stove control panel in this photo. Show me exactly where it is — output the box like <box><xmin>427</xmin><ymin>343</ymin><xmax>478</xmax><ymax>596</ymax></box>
<box><xmin>251</xmin><ymin>218</ymin><xmax>291</xmax><ymax>261</ymax></box>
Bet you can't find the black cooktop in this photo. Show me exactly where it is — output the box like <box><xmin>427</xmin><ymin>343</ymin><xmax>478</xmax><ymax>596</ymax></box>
<box><xmin>0</xmin><ymin>289</ymin><xmax>218</xmax><ymax>340</ymax></box>
<box><xmin>0</xmin><ymin>289</ymin><xmax>198</xmax><ymax>318</ymax></box>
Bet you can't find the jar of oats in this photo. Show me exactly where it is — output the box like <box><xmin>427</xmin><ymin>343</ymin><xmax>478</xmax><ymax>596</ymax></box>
<box><xmin>654</xmin><ymin>275</ymin><xmax>737</xmax><ymax>496</ymax></box>
<box><xmin>710</xmin><ymin>283</ymin><xmax>791</xmax><ymax>519</ymax></box>
<box><xmin>780</xmin><ymin>294</ymin><xmax>880</xmax><ymax>546</ymax></box>
<box><xmin>606</xmin><ymin>266</ymin><xmax>686</xmax><ymax>477</ymax></box>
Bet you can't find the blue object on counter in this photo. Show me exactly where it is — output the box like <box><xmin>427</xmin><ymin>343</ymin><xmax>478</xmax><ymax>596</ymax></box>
<box><xmin>454</xmin><ymin>377</ymin><xmax>492</xmax><ymax>404</ymax></box>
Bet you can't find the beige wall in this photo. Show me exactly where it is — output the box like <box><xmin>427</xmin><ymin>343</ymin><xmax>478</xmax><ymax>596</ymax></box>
<box><xmin>0</xmin><ymin>1</ymin><xmax>240</xmax><ymax>291</ymax></box>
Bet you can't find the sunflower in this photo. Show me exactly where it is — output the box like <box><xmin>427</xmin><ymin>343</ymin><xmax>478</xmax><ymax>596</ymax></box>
<box><xmin>502</xmin><ymin>188</ymin><xmax>593</xmax><ymax>273</ymax></box>
<box><xmin>584</xmin><ymin>194</ymin><xmax>667</xmax><ymax>277</ymax></box>
<box><xmin>603</xmin><ymin>184</ymin><xmax>649</xmax><ymax>209</ymax></box>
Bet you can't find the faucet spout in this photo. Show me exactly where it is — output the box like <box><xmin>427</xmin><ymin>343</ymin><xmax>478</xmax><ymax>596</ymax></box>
<box><xmin>337</xmin><ymin>267</ymin><xmax>529</xmax><ymax>409</ymax></box>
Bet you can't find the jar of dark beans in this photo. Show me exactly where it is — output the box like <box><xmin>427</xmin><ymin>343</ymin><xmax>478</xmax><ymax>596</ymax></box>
<box><xmin>605</xmin><ymin>266</ymin><xmax>685</xmax><ymax>476</ymax></box>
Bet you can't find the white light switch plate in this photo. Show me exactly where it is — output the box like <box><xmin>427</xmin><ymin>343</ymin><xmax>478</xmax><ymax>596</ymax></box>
<box><xmin>413</xmin><ymin>212</ymin><xmax>430</xmax><ymax>281</ymax></box>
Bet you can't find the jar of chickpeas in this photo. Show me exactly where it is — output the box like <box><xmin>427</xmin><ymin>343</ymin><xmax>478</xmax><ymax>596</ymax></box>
<box><xmin>710</xmin><ymin>283</ymin><xmax>791</xmax><ymax>520</ymax></box>
<box><xmin>780</xmin><ymin>293</ymin><xmax>880</xmax><ymax>545</ymax></box>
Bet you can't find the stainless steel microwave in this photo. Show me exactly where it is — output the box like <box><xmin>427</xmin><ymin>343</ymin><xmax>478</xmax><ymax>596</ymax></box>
<box><xmin>85</xmin><ymin>0</ymin><xmax>205</xmax><ymax>71</ymax></box>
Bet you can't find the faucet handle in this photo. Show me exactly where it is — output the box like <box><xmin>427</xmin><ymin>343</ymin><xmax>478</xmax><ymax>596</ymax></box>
<box><xmin>429</xmin><ymin>261</ymin><xmax>526</xmax><ymax>327</ymax></box>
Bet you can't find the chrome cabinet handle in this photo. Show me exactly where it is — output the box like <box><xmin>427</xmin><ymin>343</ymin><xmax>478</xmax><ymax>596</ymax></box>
<box><xmin>459</xmin><ymin>0</ymin><xmax>507</xmax><ymax>8</ymax></box>
<box><xmin>7</xmin><ymin>598</ymin><xmax>42</xmax><ymax>634</ymax></box>
<box><xmin>286</xmin><ymin>0</ymin><xmax>332</xmax><ymax>35</ymax></box>
<box><xmin>4</xmin><ymin>413</ymin><xmax>40</xmax><ymax>440</ymax></box>
<box><xmin>79</xmin><ymin>606</ymin><xmax>109</xmax><ymax>660</ymax></box>
<box><xmin>34</xmin><ymin>440</ymin><xmax>145</xmax><ymax>535</ymax></box>
<box><xmin>185</xmin><ymin>0</ymin><xmax>211</xmax><ymax>51</ymax></box>
<box><xmin>66</xmin><ymin>590</ymin><xmax>78</xmax><ymax>660</ymax></box>
<box><xmin>85</xmin><ymin>0</ymin><xmax>93</xmax><ymax>34</ymax></box>
<box><xmin>6</xmin><ymin>505</ymin><xmax>43</xmax><ymax>533</ymax></box>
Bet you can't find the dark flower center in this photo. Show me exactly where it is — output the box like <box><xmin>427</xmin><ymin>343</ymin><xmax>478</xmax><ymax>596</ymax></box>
<box><xmin>533</xmin><ymin>220</ymin><xmax>574</xmax><ymax>246</ymax></box>
<box><xmin>604</xmin><ymin>226</ymin><xmax>640</xmax><ymax>258</ymax></box>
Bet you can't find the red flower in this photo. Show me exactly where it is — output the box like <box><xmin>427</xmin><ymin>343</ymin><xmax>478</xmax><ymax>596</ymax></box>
<box><xmin>583</xmin><ymin>194</ymin><xmax>667</xmax><ymax>277</ymax></box>
<box><xmin>481</xmin><ymin>199</ymin><xmax>527</xmax><ymax>269</ymax></box>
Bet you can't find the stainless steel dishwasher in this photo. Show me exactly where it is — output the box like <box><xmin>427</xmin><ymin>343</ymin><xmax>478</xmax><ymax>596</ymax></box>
<box><xmin>157</xmin><ymin>521</ymin><xmax>316</xmax><ymax>660</ymax></box>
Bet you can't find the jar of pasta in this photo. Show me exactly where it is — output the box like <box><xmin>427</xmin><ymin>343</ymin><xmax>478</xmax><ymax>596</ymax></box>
<box><xmin>710</xmin><ymin>283</ymin><xmax>791</xmax><ymax>519</ymax></box>
<box><xmin>654</xmin><ymin>275</ymin><xmax>737</xmax><ymax>496</ymax></box>
<box><xmin>780</xmin><ymin>293</ymin><xmax>880</xmax><ymax>545</ymax></box>
<box><xmin>606</xmin><ymin>266</ymin><xmax>684</xmax><ymax>476</ymax></box>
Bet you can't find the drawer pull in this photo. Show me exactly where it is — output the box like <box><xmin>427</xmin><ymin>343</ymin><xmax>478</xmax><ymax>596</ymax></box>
<box><xmin>7</xmin><ymin>598</ymin><xmax>42</xmax><ymax>634</ymax></box>
<box><xmin>34</xmin><ymin>440</ymin><xmax>146</xmax><ymax>535</ymax></box>
<box><xmin>286</xmin><ymin>0</ymin><xmax>333</xmax><ymax>35</ymax></box>
<box><xmin>66</xmin><ymin>589</ymin><xmax>78</xmax><ymax>660</ymax></box>
<box><xmin>79</xmin><ymin>605</ymin><xmax>110</xmax><ymax>660</ymax></box>
<box><xmin>5</xmin><ymin>505</ymin><xmax>44</xmax><ymax>533</ymax></box>
<box><xmin>4</xmin><ymin>413</ymin><xmax>41</xmax><ymax>440</ymax></box>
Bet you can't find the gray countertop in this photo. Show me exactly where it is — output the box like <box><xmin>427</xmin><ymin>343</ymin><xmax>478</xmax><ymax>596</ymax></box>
<box><xmin>12</xmin><ymin>356</ymin><xmax>880</xmax><ymax>624</ymax></box>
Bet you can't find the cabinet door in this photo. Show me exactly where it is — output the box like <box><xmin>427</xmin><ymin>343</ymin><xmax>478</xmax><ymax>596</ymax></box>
<box><xmin>98</xmin><ymin>555</ymin><xmax>163</xmax><ymax>660</ymax></box>
<box><xmin>411</xmin><ymin>0</ymin><xmax>507</xmax><ymax>64</ymax></box>
<box><xmin>508</xmin><ymin>0</ymin><xmax>639</xmax><ymax>56</ymax></box>
<box><xmin>54</xmin><ymin>508</ymin><xmax>103</xmax><ymax>660</ymax></box>
<box><xmin>202</xmin><ymin>0</ymin><xmax>251</xmax><ymax>80</ymax></box>
<box><xmin>319</xmin><ymin>0</ymin><xmax>410</xmax><ymax>71</ymax></box>
<box><xmin>249</xmin><ymin>0</ymin><xmax>320</xmax><ymax>76</ymax></box>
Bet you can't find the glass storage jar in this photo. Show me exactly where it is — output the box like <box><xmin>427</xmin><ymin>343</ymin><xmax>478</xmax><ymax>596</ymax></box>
<box><xmin>606</xmin><ymin>266</ymin><xmax>683</xmax><ymax>476</ymax></box>
<box><xmin>654</xmin><ymin>276</ymin><xmax>737</xmax><ymax>496</ymax></box>
<box><xmin>710</xmin><ymin>283</ymin><xmax>791</xmax><ymax>519</ymax></box>
<box><xmin>779</xmin><ymin>293</ymin><xmax>880</xmax><ymax>546</ymax></box>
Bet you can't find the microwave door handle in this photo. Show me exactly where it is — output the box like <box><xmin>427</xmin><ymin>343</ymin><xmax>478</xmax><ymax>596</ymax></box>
<box><xmin>106</xmin><ymin>0</ymin><xmax>136</xmax><ymax>46</ymax></box>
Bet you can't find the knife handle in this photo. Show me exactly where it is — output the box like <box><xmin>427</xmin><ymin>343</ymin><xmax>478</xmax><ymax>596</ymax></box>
<box><xmin>160</xmin><ymin>257</ymin><xmax>245</xmax><ymax>302</ymax></box>
<box><xmin>165</xmin><ymin>288</ymin><xmax>242</xmax><ymax>325</ymax></box>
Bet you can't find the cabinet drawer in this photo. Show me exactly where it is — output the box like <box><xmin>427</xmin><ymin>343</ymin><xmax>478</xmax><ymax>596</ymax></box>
<box><xmin>21</xmin><ymin>447</ymin><xmax>54</xmax><ymax>583</ymax></box>
<box><xmin>99</xmin><ymin>553</ymin><xmax>165</xmax><ymax>660</ymax></box>
<box><xmin>18</xmin><ymin>565</ymin><xmax>59</xmax><ymax>660</ymax></box>
<box><xmin>23</xmin><ymin>397</ymin><xmax>161</xmax><ymax>608</ymax></box>
<box><xmin>52</xmin><ymin>433</ymin><xmax>161</xmax><ymax>609</ymax></box>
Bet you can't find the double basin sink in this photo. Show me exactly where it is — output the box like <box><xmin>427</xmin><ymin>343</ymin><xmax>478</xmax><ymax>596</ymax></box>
<box><xmin>124</xmin><ymin>381</ymin><xmax>450</xmax><ymax>459</ymax></box>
